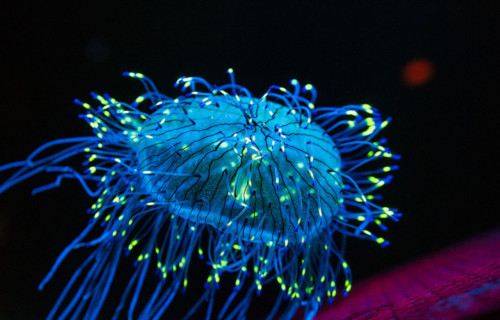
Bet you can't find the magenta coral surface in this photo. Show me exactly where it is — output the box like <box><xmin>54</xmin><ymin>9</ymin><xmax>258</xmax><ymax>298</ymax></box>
<box><xmin>314</xmin><ymin>229</ymin><xmax>500</xmax><ymax>320</ymax></box>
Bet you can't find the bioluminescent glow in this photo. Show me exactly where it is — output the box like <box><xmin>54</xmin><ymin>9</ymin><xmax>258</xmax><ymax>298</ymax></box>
<box><xmin>0</xmin><ymin>69</ymin><xmax>400</xmax><ymax>320</ymax></box>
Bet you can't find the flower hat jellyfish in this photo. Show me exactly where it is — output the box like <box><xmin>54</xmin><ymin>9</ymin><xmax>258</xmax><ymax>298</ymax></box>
<box><xmin>0</xmin><ymin>69</ymin><xmax>400</xmax><ymax>320</ymax></box>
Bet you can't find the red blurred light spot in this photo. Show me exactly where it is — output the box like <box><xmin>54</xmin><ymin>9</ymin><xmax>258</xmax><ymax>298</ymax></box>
<box><xmin>402</xmin><ymin>58</ymin><xmax>435</xmax><ymax>87</ymax></box>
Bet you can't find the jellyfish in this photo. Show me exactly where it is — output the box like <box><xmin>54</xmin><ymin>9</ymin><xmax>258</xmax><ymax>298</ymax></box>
<box><xmin>0</xmin><ymin>69</ymin><xmax>400</xmax><ymax>320</ymax></box>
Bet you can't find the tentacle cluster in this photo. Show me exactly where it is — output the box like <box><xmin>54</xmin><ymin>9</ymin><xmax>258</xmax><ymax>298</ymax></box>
<box><xmin>0</xmin><ymin>69</ymin><xmax>400</xmax><ymax>320</ymax></box>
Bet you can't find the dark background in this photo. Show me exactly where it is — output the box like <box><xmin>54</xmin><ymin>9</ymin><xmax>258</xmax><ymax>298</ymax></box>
<box><xmin>0</xmin><ymin>1</ymin><xmax>498</xmax><ymax>319</ymax></box>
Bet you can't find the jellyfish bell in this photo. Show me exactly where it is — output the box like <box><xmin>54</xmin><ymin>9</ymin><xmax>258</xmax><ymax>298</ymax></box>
<box><xmin>137</xmin><ymin>95</ymin><xmax>343</xmax><ymax>246</ymax></box>
<box><xmin>0</xmin><ymin>69</ymin><xmax>400</xmax><ymax>320</ymax></box>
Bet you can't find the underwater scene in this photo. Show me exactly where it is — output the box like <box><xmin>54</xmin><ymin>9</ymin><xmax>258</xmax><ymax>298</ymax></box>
<box><xmin>0</xmin><ymin>1</ymin><xmax>498</xmax><ymax>319</ymax></box>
